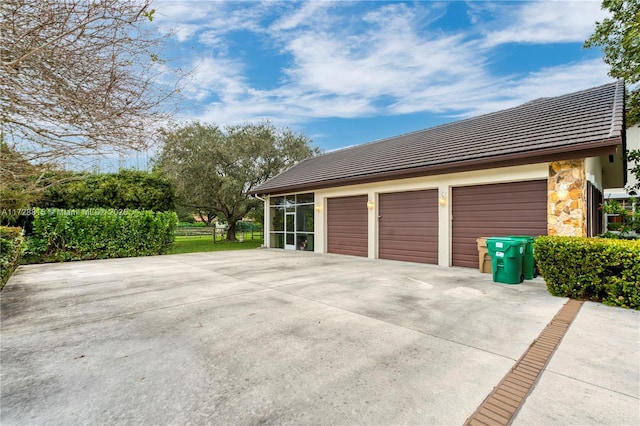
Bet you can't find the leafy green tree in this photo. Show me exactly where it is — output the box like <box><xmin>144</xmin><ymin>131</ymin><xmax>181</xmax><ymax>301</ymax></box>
<box><xmin>585</xmin><ymin>0</ymin><xmax>640</xmax><ymax>192</ymax></box>
<box><xmin>0</xmin><ymin>141</ymin><xmax>65</xmax><ymax>224</ymax></box>
<box><xmin>175</xmin><ymin>205</ymin><xmax>197</xmax><ymax>224</ymax></box>
<box><xmin>1</xmin><ymin>1</ymin><xmax>181</xmax><ymax>212</ymax></box>
<box><xmin>156</xmin><ymin>121</ymin><xmax>318</xmax><ymax>241</ymax></box>
<box><xmin>1</xmin><ymin>141</ymin><xmax>41</xmax><ymax>212</ymax></box>
<box><xmin>601</xmin><ymin>198</ymin><xmax>639</xmax><ymax>237</ymax></box>
<box><xmin>627</xmin><ymin>150</ymin><xmax>640</xmax><ymax>193</ymax></box>
<box><xmin>38</xmin><ymin>170</ymin><xmax>175</xmax><ymax>212</ymax></box>
<box><xmin>585</xmin><ymin>0</ymin><xmax>640</xmax><ymax>125</ymax></box>
<box><xmin>246</xmin><ymin>203</ymin><xmax>264</xmax><ymax>227</ymax></box>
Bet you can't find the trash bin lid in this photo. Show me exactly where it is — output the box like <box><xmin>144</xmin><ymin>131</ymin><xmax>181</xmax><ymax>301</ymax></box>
<box><xmin>486</xmin><ymin>237</ymin><xmax>525</xmax><ymax>256</ymax></box>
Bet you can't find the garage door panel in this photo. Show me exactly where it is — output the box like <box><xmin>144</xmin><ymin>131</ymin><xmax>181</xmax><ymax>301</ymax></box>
<box><xmin>379</xmin><ymin>251</ymin><xmax>435</xmax><ymax>264</ymax></box>
<box><xmin>453</xmin><ymin>221</ymin><xmax>545</xmax><ymax>231</ymax></box>
<box><xmin>452</xmin><ymin>180</ymin><xmax>547</xmax><ymax>268</ymax></box>
<box><xmin>455</xmin><ymin>205</ymin><xmax>546</xmax><ymax>216</ymax></box>
<box><xmin>379</xmin><ymin>190</ymin><xmax>438</xmax><ymax>264</ymax></box>
<box><xmin>330</xmin><ymin>236</ymin><xmax>367</xmax><ymax>245</ymax></box>
<box><xmin>380</xmin><ymin>226</ymin><xmax>439</xmax><ymax>234</ymax></box>
<box><xmin>328</xmin><ymin>224</ymin><xmax>366</xmax><ymax>231</ymax></box>
<box><xmin>327</xmin><ymin>195</ymin><xmax>368</xmax><ymax>257</ymax></box>
<box><xmin>454</xmin><ymin>192</ymin><xmax>547</xmax><ymax>202</ymax></box>
<box><xmin>330</xmin><ymin>243</ymin><xmax>367</xmax><ymax>253</ymax></box>
<box><xmin>383</xmin><ymin>239</ymin><xmax>437</xmax><ymax>251</ymax></box>
<box><xmin>380</xmin><ymin>234</ymin><xmax>438</xmax><ymax>243</ymax></box>
<box><xmin>380</xmin><ymin>226</ymin><xmax>438</xmax><ymax>237</ymax></box>
<box><xmin>454</xmin><ymin>254</ymin><xmax>479</xmax><ymax>268</ymax></box>
<box><xmin>327</xmin><ymin>215</ymin><xmax>364</xmax><ymax>223</ymax></box>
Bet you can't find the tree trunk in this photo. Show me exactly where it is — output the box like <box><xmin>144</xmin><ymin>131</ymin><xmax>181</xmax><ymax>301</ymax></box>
<box><xmin>226</xmin><ymin>221</ymin><xmax>237</xmax><ymax>241</ymax></box>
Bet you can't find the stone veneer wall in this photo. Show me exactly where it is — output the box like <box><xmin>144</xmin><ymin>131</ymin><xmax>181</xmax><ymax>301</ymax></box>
<box><xmin>548</xmin><ymin>160</ymin><xmax>587</xmax><ymax>236</ymax></box>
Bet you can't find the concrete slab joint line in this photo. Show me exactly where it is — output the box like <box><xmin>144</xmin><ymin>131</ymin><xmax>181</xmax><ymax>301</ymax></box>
<box><xmin>464</xmin><ymin>299</ymin><xmax>584</xmax><ymax>426</ymax></box>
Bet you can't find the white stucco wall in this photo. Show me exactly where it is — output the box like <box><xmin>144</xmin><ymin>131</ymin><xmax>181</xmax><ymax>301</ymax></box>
<box><xmin>604</xmin><ymin>125</ymin><xmax>640</xmax><ymax>198</ymax></box>
<box><xmin>585</xmin><ymin>156</ymin><xmax>603</xmax><ymax>191</ymax></box>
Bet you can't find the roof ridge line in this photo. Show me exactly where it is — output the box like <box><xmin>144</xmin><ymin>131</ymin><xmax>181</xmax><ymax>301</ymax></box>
<box><xmin>608</xmin><ymin>80</ymin><xmax>625</xmax><ymax>138</ymax></box>
<box><xmin>315</xmin><ymin>81</ymin><xmax>620</xmax><ymax>159</ymax></box>
<box><xmin>251</xmin><ymin>81</ymin><xmax>624</xmax><ymax>195</ymax></box>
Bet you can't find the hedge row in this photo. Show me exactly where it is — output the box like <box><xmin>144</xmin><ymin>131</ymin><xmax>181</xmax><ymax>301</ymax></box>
<box><xmin>534</xmin><ymin>236</ymin><xmax>640</xmax><ymax>309</ymax></box>
<box><xmin>1</xmin><ymin>227</ymin><xmax>25</xmax><ymax>289</ymax></box>
<box><xmin>26</xmin><ymin>209</ymin><xmax>177</xmax><ymax>263</ymax></box>
<box><xmin>177</xmin><ymin>221</ymin><xmax>207</xmax><ymax>228</ymax></box>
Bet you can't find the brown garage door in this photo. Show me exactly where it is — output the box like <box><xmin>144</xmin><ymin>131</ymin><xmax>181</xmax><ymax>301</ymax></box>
<box><xmin>452</xmin><ymin>180</ymin><xmax>547</xmax><ymax>268</ymax></box>
<box><xmin>327</xmin><ymin>195</ymin><xmax>368</xmax><ymax>257</ymax></box>
<box><xmin>379</xmin><ymin>190</ymin><xmax>438</xmax><ymax>264</ymax></box>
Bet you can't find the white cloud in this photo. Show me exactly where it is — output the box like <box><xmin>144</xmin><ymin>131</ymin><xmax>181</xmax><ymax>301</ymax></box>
<box><xmin>169</xmin><ymin>23</ymin><xmax>202</xmax><ymax>42</ymax></box>
<box><xmin>153</xmin><ymin>1</ymin><xmax>221</xmax><ymax>39</ymax></box>
<box><xmin>270</xmin><ymin>1</ymin><xmax>330</xmax><ymax>31</ymax></box>
<box><xmin>180</xmin><ymin>57</ymin><xmax>247</xmax><ymax>102</ymax></box>
<box><xmin>498</xmin><ymin>58</ymin><xmax>612</xmax><ymax>102</ymax></box>
<box><xmin>481</xmin><ymin>0</ymin><xmax>608</xmax><ymax>47</ymax></box>
<box><xmin>154</xmin><ymin>0</ymin><xmax>269</xmax><ymax>43</ymax></box>
<box><xmin>194</xmin><ymin>5</ymin><xmax>270</xmax><ymax>46</ymax></box>
<box><xmin>449</xmin><ymin>59</ymin><xmax>612</xmax><ymax>117</ymax></box>
<box><xmin>277</xmin><ymin>3</ymin><xmax>486</xmax><ymax>105</ymax></box>
<box><xmin>156</xmin><ymin>1</ymin><xmax>613</xmax><ymax>139</ymax></box>
<box><xmin>154</xmin><ymin>1</ymin><xmax>218</xmax><ymax>22</ymax></box>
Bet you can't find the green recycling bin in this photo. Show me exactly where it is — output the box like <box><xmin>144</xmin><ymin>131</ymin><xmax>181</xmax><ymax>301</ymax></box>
<box><xmin>508</xmin><ymin>236</ymin><xmax>536</xmax><ymax>280</ymax></box>
<box><xmin>486</xmin><ymin>237</ymin><xmax>525</xmax><ymax>284</ymax></box>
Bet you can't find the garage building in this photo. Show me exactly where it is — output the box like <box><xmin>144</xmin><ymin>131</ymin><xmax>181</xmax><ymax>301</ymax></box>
<box><xmin>251</xmin><ymin>82</ymin><xmax>627</xmax><ymax>268</ymax></box>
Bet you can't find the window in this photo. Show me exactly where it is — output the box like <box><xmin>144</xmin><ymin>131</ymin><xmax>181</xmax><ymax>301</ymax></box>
<box><xmin>270</xmin><ymin>206</ymin><xmax>284</xmax><ymax>231</ymax></box>
<box><xmin>270</xmin><ymin>193</ymin><xmax>314</xmax><ymax>250</ymax></box>
<box><xmin>296</xmin><ymin>205</ymin><xmax>314</xmax><ymax>232</ymax></box>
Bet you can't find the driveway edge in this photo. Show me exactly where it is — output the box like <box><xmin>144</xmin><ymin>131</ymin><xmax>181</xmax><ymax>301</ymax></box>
<box><xmin>464</xmin><ymin>299</ymin><xmax>584</xmax><ymax>426</ymax></box>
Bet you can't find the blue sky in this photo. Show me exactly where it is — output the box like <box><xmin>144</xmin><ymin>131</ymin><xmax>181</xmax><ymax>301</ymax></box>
<box><xmin>142</xmin><ymin>0</ymin><xmax>612</xmax><ymax>159</ymax></box>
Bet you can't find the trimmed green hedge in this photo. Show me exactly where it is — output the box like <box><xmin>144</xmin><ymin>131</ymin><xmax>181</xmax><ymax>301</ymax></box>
<box><xmin>177</xmin><ymin>221</ymin><xmax>206</xmax><ymax>228</ymax></box>
<box><xmin>1</xmin><ymin>226</ymin><xmax>25</xmax><ymax>289</ymax></box>
<box><xmin>237</xmin><ymin>221</ymin><xmax>261</xmax><ymax>232</ymax></box>
<box><xmin>26</xmin><ymin>208</ymin><xmax>177</xmax><ymax>263</ymax></box>
<box><xmin>534</xmin><ymin>236</ymin><xmax>640</xmax><ymax>309</ymax></box>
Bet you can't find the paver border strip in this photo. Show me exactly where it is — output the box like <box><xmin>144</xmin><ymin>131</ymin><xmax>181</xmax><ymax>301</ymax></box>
<box><xmin>464</xmin><ymin>299</ymin><xmax>584</xmax><ymax>426</ymax></box>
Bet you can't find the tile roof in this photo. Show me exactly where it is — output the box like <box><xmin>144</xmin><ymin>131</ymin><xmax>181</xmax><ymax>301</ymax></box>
<box><xmin>252</xmin><ymin>81</ymin><xmax>625</xmax><ymax>195</ymax></box>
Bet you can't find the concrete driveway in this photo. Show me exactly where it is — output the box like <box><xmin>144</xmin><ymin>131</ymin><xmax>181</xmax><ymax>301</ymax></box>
<box><xmin>1</xmin><ymin>250</ymin><xmax>638</xmax><ymax>425</ymax></box>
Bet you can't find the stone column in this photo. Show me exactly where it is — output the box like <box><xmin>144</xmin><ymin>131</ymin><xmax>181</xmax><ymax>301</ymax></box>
<box><xmin>548</xmin><ymin>160</ymin><xmax>586</xmax><ymax>236</ymax></box>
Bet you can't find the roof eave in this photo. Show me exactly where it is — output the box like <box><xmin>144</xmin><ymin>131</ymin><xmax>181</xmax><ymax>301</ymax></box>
<box><xmin>249</xmin><ymin>137</ymin><xmax>622</xmax><ymax>196</ymax></box>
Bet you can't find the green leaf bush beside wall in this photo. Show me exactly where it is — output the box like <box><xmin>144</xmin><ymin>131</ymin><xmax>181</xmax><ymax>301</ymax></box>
<box><xmin>534</xmin><ymin>236</ymin><xmax>640</xmax><ymax>309</ymax></box>
<box><xmin>26</xmin><ymin>209</ymin><xmax>177</xmax><ymax>263</ymax></box>
<box><xmin>1</xmin><ymin>226</ymin><xmax>25</xmax><ymax>289</ymax></box>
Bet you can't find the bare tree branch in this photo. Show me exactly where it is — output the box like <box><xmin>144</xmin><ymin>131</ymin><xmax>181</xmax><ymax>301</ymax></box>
<box><xmin>0</xmin><ymin>0</ymin><xmax>180</xmax><ymax>163</ymax></box>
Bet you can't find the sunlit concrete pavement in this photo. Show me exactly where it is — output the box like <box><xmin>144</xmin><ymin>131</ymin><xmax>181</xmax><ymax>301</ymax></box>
<box><xmin>1</xmin><ymin>249</ymin><xmax>638</xmax><ymax>425</ymax></box>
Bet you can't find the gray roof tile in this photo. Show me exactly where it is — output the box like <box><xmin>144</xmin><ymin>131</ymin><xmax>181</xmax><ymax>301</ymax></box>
<box><xmin>252</xmin><ymin>81</ymin><xmax>625</xmax><ymax>195</ymax></box>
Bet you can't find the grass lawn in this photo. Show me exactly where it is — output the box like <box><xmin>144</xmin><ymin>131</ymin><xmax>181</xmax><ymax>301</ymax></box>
<box><xmin>169</xmin><ymin>233</ymin><xmax>264</xmax><ymax>255</ymax></box>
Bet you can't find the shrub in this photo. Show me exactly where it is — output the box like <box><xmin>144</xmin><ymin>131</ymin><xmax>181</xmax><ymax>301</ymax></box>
<box><xmin>534</xmin><ymin>236</ymin><xmax>640</xmax><ymax>309</ymax></box>
<box><xmin>37</xmin><ymin>170</ymin><xmax>176</xmax><ymax>212</ymax></box>
<box><xmin>600</xmin><ymin>198</ymin><xmax>639</xmax><ymax>238</ymax></box>
<box><xmin>26</xmin><ymin>209</ymin><xmax>177</xmax><ymax>263</ymax></box>
<box><xmin>177</xmin><ymin>221</ymin><xmax>207</xmax><ymax>228</ymax></box>
<box><xmin>237</xmin><ymin>221</ymin><xmax>255</xmax><ymax>232</ymax></box>
<box><xmin>1</xmin><ymin>226</ymin><xmax>25</xmax><ymax>289</ymax></box>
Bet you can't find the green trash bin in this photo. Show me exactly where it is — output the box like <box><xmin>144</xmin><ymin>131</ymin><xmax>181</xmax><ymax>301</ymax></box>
<box><xmin>486</xmin><ymin>237</ymin><xmax>525</xmax><ymax>284</ymax></box>
<box><xmin>509</xmin><ymin>236</ymin><xmax>536</xmax><ymax>280</ymax></box>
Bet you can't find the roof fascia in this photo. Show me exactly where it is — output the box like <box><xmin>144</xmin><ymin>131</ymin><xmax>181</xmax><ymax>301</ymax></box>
<box><xmin>250</xmin><ymin>138</ymin><xmax>622</xmax><ymax>196</ymax></box>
